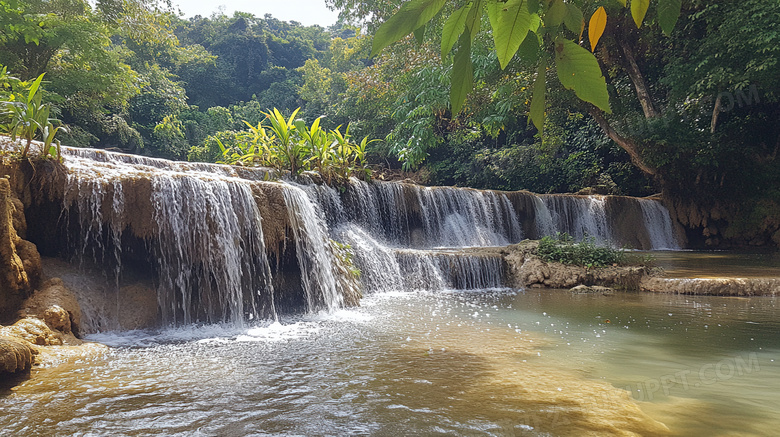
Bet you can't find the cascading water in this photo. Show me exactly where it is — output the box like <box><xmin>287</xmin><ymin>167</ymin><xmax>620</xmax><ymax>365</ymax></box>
<box><xmin>339</xmin><ymin>179</ymin><xmax>524</xmax><ymax>248</ymax></box>
<box><xmin>638</xmin><ymin>198</ymin><xmax>681</xmax><ymax>250</ymax></box>
<box><xmin>281</xmin><ymin>183</ymin><xmax>344</xmax><ymax>312</ymax></box>
<box><xmin>61</xmin><ymin>149</ymin><xmax>278</xmax><ymax>328</ymax></box>
<box><xmin>26</xmin><ymin>145</ymin><xmax>683</xmax><ymax>330</ymax></box>
<box><xmin>540</xmin><ymin>195</ymin><xmax>611</xmax><ymax>243</ymax></box>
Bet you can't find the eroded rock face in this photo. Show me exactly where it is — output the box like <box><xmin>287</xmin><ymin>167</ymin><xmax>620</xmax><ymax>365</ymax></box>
<box><xmin>640</xmin><ymin>277</ymin><xmax>780</xmax><ymax>296</ymax></box>
<box><xmin>0</xmin><ymin>177</ymin><xmax>42</xmax><ymax>321</ymax></box>
<box><xmin>117</xmin><ymin>284</ymin><xmax>158</xmax><ymax>330</ymax></box>
<box><xmin>0</xmin><ymin>337</ymin><xmax>35</xmax><ymax>373</ymax></box>
<box><xmin>499</xmin><ymin>240</ymin><xmax>649</xmax><ymax>290</ymax></box>
<box><xmin>20</xmin><ymin>278</ymin><xmax>83</xmax><ymax>337</ymax></box>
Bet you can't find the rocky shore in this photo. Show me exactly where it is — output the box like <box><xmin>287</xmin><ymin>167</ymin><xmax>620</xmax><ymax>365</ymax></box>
<box><xmin>475</xmin><ymin>240</ymin><xmax>780</xmax><ymax>296</ymax></box>
<box><xmin>1</xmin><ymin>175</ymin><xmax>103</xmax><ymax>379</ymax></box>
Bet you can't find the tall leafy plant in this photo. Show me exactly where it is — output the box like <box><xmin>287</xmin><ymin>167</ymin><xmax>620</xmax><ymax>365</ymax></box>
<box><xmin>263</xmin><ymin>107</ymin><xmax>309</xmax><ymax>176</ymax></box>
<box><xmin>1</xmin><ymin>73</ymin><xmax>66</xmax><ymax>159</ymax></box>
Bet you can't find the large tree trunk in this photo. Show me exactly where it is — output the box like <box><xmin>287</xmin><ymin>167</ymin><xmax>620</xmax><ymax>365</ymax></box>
<box><xmin>588</xmin><ymin>106</ymin><xmax>657</xmax><ymax>177</ymax></box>
<box><xmin>618</xmin><ymin>39</ymin><xmax>660</xmax><ymax>119</ymax></box>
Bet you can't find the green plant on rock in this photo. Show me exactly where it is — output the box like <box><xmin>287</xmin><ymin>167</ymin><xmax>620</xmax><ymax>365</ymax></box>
<box><xmin>1</xmin><ymin>73</ymin><xmax>65</xmax><ymax>159</ymax></box>
<box><xmin>263</xmin><ymin>107</ymin><xmax>309</xmax><ymax>176</ymax></box>
<box><xmin>331</xmin><ymin>239</ymin><xmax>361</xmax><ymax>279</ymax></box>
<box><xmin>537</xmin><ymin>232</ymin><xmax>626</xmax><ymax>268</ymax></box>
<box><xmin>296</xmin><ymin>116</ymin><xmax>335</xmax><ymax>182</ymax></box>
<box><xmin>211</xmin><ymin>107</ymin><xmax>378</xmax><ymax>182</ymax></box>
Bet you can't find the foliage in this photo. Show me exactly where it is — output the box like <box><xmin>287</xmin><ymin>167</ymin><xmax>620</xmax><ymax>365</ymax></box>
<box><xmin>331</xmin><ymin>239</ymin><xmax>361</xmax><ymax>279</ymax></box>
<box><xmin>536</xmin><ymin>233</ymin><xmax>626</xmax><ymax>268</ymax></box>
<box><xmin>213</xmin><ymin>107</ymin><xmax>376</xmax><ymax>182</ymax></box>
<box><xmin>0</xmin><ymin>73</ymin><xmax>67</xmax><ymax>159</ymax></box>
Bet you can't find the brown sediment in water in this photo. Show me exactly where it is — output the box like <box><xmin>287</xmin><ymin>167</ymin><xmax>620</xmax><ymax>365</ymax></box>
<box><xmin>389</xmin><ymin>323</ymin><xmax>670</xmax><ymax>436</ymax></box>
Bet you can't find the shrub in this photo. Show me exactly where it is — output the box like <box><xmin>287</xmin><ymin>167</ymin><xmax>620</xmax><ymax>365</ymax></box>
<box><xmin>536</xmin><ymin>233</ymin><xmax>626</xmax><ymax>268</ymax></box>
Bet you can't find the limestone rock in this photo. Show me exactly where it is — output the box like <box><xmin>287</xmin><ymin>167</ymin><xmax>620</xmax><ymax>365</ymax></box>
<box><xmin>0</xmin><ymin>177</ymin><xmax>34</xmax><ymax>320</ymax></box>
<box><xmin>118</xmin><ymin>284</ymin><xmax>158</xmax><ymax>330</ymax></box>
<box><xmin>43</xmin><ymin>305</ymin><xmax>72</xmax><ymax>333</ymax></box>
<box><xmin>20</xmin><ymin>278</ymin><xmax>82</xmax><ymax>336</ymax></box>
<box><xmin>0</xmin><ymin>336</ymin><xmax>35</xmax><ymax>373</ymax></box>
<box><xmin>640</xmin><ymin>277</ymin><xmax>780</xmax><ymax>296</ymax></box>
<box><xmin>570</xmin><ymin>285</ymin><xmax>615</xmax><ymax>295</ymax></box>
<box><xmin>0</xmin><ymin>317</ymin><xmax>63</xmax><ymax>346</ymax></box>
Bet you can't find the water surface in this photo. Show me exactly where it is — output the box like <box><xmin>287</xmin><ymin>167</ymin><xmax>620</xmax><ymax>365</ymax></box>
<box><xmin>2</xmin><ymin>289</ymin><xmax>778</xmax><ymax>436</ymax></box>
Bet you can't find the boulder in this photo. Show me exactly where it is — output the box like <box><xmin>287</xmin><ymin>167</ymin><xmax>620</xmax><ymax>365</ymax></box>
<box><xmin>20</xmin><ymin>278</ymin><xmax>82</xmax><ymax>336</ymax></box>
<box><xmin>0</xmin><ymin>336</ymin><xmax>35</xmax><ymax>374</ymax></box>
<box><xmin>570</xmin><ymin>285</ymin><xmax>615</xmax><ymax>295</ymax></box>
<box><xmin>0</xmin><ymin>317</ymin><xmax>63</xmax><ymax>346</ymax></box>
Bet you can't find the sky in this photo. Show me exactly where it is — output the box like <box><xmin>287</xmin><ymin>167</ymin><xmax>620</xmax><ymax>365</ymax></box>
<box><xmin>175</xmin><ymin>0</ymin><xmax>341</xmax><ymax>27</ymax></box>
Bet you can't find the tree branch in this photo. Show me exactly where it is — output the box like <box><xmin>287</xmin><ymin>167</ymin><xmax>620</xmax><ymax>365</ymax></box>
<box><xmin>618</xmin><ymin>31</ymin><xmax>659</xmax><ymax>119</ymax></box>
<box><xmin>588</xmin><ymin>106</ymin><xmax>657</xmax><ymax>177</ymax></box>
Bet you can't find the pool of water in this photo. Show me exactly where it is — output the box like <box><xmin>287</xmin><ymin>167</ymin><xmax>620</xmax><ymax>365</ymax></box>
<box><xmin>644</xmin><ymin>250</ymin><xmax>780</xmax><ymax>279</ymax></box>
<box><xmin>2</xmin><ymin>289</ymin><xmax>779</xmax><ymax>436</ymax></box>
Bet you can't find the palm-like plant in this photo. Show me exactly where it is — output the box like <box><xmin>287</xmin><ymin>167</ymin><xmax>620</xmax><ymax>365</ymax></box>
<box><xmin>1</xmin><ymin>73</ymin><xmax>65</xmax><ymax>160</ymax></box>
<box><xmin>297</xmin><ymin>117</ymin><xmax>335</xmax><ymax>182</ymax></box>
<box><xmin>262</xmin><ymin>107</ymin><xmax>309</xmax><ymax>176</ymax></box>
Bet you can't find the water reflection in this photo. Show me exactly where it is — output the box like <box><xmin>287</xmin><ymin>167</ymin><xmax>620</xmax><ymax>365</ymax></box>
<box><xmin>644</xmin><ymin>250</ymin><xmax>780</xmax><ymax>279</ymax></box>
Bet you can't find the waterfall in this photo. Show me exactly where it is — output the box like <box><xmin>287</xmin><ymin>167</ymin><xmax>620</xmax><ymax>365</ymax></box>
<box><xmin>10</xmin><ymin>143</ymin><xmax>685</xmax><ymax>330</ymax></box>
<box><xmin>540</xmin><ymin>195</ymin><xmax>611</xmax><ymax>243</ymax></box>
<box><xmin>61</xmin><ymin>150</ymin><xmax>277</xmax><ymax>326</ymax></box>
<box><xmin>336</xmin><ymin>224</ymin><xmax>504</xmax><ymax>292</ymax></box>
<box><xmin>638</xmin><ymin>199</ymin><xmax>681</xmax><ymax>250</ymax></box>
<box><xmin>281</xmin><ymin>184</ymin><xmax>344</xmax><ymax>312</ymax></box>
<box><xmin>340</xmin><ymin>179</ymin><xmax>523</xmax><ymax>248</ymax></box>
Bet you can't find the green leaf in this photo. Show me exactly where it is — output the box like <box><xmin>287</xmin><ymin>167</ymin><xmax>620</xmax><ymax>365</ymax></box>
<box><xmin>372</xmin><ymin>0</ymin><xmax>447</xmax><ymax>56</ymax></box>
<box><xmin>413</xmin><ymin>24</ymin><xmax>426</xmax><ymax>44</ymax></box>
<box><xmin>517</xmin><ymin>32</ymin><xmax>539</xmax><ymax>62</ymax></box>
<box><xmin>466</xmin><ymin>0</ymin><xmax>483</xmax><ymax>39</ymax></box>
<box><xmin>441</xmin><ymin>2</ymin><xmax>472</xmax><ymax>58</ymax></box>
<box><xmin>527</xmin><ymin>0</ymin><xmax>539</xmax><ymax>14</ymax></box>
<box><xmin>630</xmin><ymin>0</ymin><xmax>650</xmax><ymax>27</ymax></box>
<box><xmin>546</xmin><ymin>0</ymin><xmax>567</xmax><ymax>26</ymax></box>
<box><xmin>657</xmin><ymin>0</ymin><xmax>681</xmax><ymax>35</ymax></box>
<box><xmin>451</xmin><ymin>32</ymin><xmax>474</xmax><ymax>114</ymax></box>
<box><xmin>529</xmin><ymin>59</ymin><xmax>546</xmax><ymax>134</ymax></box>
<box><xmin>27</xmin><ymin>73</ymin><xmax>44</xmax><ymax>104</ymax></box>
<box><xmin>529</xmin><ymin>13</ymin><xmax>541</xmax><ymax>33</ymax></box>
<box><xmin>487</xmin><ymin>0</ymin><xmax>532</xmax><ymax>69</ymax></box>
<box><xmin>554</xmin><ymin>38</ymin><xmax>611</xmax><ymax>112</ymax></box>
<box><xmin>615</xmin><ymin>0</ymin><xmax>627</xmax><ymax>6</ymax></box>
<box><xmin>564</xmin><ymin>4</ymin><xmax>584</xmax><ymax>35</ymax></box>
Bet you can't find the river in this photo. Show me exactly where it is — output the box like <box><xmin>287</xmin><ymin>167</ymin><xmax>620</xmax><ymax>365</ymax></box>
<box><xmin>2</xmin><ymin>288</ymin><xmax>778</xmax><ymax>436</ymax></box>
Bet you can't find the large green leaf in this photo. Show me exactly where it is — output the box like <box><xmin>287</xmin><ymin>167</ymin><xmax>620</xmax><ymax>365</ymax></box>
<box><xmin>555</xmin><ymin>38</ymin><xmax>611</xmax><ymax>112</ymax></box>
<box><xmin>546</xmin><ymin>0</ymin><xmax>567</xmax><ymax>26</ymax></box>
<box><xmin>441</xmin><ymin>2</ymin><xmax>472</xmax><ymax>58</ymax></box>
<box><xmin>517</xmin><ymin>32</ymin><xmax>539</xmax><ymax>62</ymax></box>
<box><xmin>657</xmin><ymin>0</ymin><xmax>681</xmax><ymax>35</ymax></box>
<box><xmin>630</xmin><ymin>0</ymin><xmax>650</xmax><ymax>28</ymax></box>
<box><xmin>529</xmin><ymin>59</ymin><xmax>546</xmax><ymax>134</ymax></box>
<box><xmin>466</xmin><ymin>0</ymin><xmax>484</xmax><ymax>39</ymax></box>
<box><xmin>371</xmin><ymin>0</ymin><xmax>447</xmax><ymax>56</ymax></box>
<box><xmin>413</xmin><ymin>24</ymin><xmax>426</xmax><ymax>44</ymax></box>
<box><xmin>487</xmin><ymin>0</ymin><xmax>532</xmax><ymax>69</ymax></box>
<box><xmin>451</xmin><ymin>32</ymin><xmax>474</xmax><ymax>114</ymax></box>
<box><xmin>563</xmin><ymin>4</ymin><xmax>584</xmax><ymax>36</ymax></box>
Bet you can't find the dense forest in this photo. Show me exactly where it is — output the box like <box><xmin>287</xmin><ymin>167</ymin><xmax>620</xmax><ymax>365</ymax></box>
<box><xmin>1</xmin><ymin>0</ymin><xmax>779</xmax><ymax>243</ymax></box>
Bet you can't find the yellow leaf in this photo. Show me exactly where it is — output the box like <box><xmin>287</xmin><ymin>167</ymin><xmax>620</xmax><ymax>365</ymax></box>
<box><xmin>631</xmin><ymin>0</ymin><xmax>650</xmax><ymax>28</ymax></box>
<box><xmin>588</xmin><ymin>6</ymin><xmax>607</xmax><ymax>52</ymax></box>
